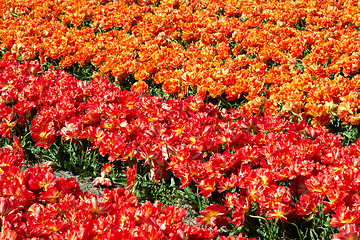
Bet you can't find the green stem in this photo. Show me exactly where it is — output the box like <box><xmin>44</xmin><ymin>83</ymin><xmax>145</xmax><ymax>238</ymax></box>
<box><xmin>197</xmin><ymin>186</ymin><xmax>202</xmax><ymax>210</ymax></box>
<box><xmin>218</xmin><ymin>95</ymin><xmax>232</xmax><ymax>109</ymax></box>
<box><xmin>249</xmin><ymin>215</ymin><xmax>273</xmax><ymax>238</ymax></box>
<box><xmin>1</xmin><ymin>215</ymin><xmax>4</xmax><ymax>231</ymax></box>
<box><xmin>286</xmin><ymin>221</ymin><xmax>303</xmax><ymax>240</ymax></box>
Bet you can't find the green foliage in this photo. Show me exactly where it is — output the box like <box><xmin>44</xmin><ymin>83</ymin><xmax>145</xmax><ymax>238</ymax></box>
<box><xmin>41</xmin><ymin>58</ymin><xmax>61</xmax><ymax>71</ymax></box>
<box><xmin>250</xmin><ymin>215</ymin><xmax>288</xmax><ymax>240</ymax></box>
<box><xmin>216</xmin><ymin>8</ymin><xmax>225</xmax><ymax>19</ymax></box>
<box><xmin>228</xmin><ymin>204</ymin><xmax>336</xmax><ymax>240</ymax></box>
<box><xmin>294</xmin><ymin>59</ymin><xmax>305</xmax><ymax>73</ymax></box>
<box><xmin>294</xmin><ymin>18</ymin><xmax>307</xmax><ymax>31</ymax></box>
<box><xmin>253</xmin><ymin>18</ymin><xmax>270</xmax><ymax>29</ymax></box>
<box><xmin>148</xmin><ymin>81</ymin><xmax>173</xmax><ymax>100</ymax></box>
<box><xmin>130</xmin><ymin>173</ymin><xmax>209</xmax><ymax>212</ymax></box>
<box><xmin>64</xmin><ymin>62</ymin><xmax>99</xmax><ymax>82</ymax></box>
<box><xmin>78</xmin><ymin>18</ymin><xmax>93</xmax><ymax>29</ymax></box>
<box><xmin>39</xmin><ymin>57</ymin><xmax>98</xmax><ymax>82</ymax></box>
<box><xmin>302</xmin><ymin>204</ymin><xmax>337</xmax><ymax>240</ymax></box>
<box><xmin>266</xmin><ymin>60</ymin><xmax>280</xmax><ymax>71</ymax></box>
<box><xmin>29</xmin><ymin>139</ymin><xmax>105</xmax><ymax>178</ymax></box>
<box><xmin>132</xmin><ymin>174</ymin><xmax>176</xmax><ymax>205</ymax></box>
<box><xmin>328</xmin><ymin>117</ymin><xmax>360</xmax><ymax>146</ymax></box>
<box><xmin>152</xmin><ymin>0</ymin><xmax>160</xmax><ymax>8</ymax></box>
<box><xmin>228</xmin><ymin>41</ymin><xmax>237</xmax><ymax>59</ymax></box>
<box><xmin>173</xmin><ymin>29</ymin><xmax>190</xmax><ymax>50</ymax></box>
<box><xmin>239</xmin><ymin>16</ymin><xmax>248</xmax><ymax>23</ymax></box>
<box><xmin>205</xmin><ymin>93</ymin><xmax>248</xmax><ymax>111</ymax></box>
<box><xmin>0</xmin><ymin>136</ymin><xmax>13</xmax><ymax>148</ymax></box>
<box><xmin>323</xmin><ymin>55</ymin><xmax>332</xmax><ymax>68</ymax></box>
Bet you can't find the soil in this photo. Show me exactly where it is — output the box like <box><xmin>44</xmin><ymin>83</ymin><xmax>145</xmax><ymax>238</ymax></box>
<box><xmin>52</xmin><ymin>169</ymin><xmax>106</xmax><ymax>196</ymax></box>
<box><xmin>22</xmin><ymin>157</ymin><xmax>106</xmax><ymax>196</ymax></box>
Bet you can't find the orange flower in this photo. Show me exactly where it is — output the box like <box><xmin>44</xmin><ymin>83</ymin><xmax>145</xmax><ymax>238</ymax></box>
<box><xmin>131</xmin><ymin>80</ymin><xmax>149</xmax><ymax>97</ymax></box>
<box><xmin>134</xmin><ymin>69</ymin><xmax>151</xmax><ymax>81</ymax></box>
<box><xmin>304</xmin><ymin>103</ymin><xmax>334</xmax><ymax>126</ymax></box>
<box><xmin>163</xmin><ymin>77</ymin><xmax>181</xmax><ymax>95</ymax></box>
<box><xmin>217</xmin><ymin>42</ymin><xmax>231</xmax><ymax>60</ymax></box>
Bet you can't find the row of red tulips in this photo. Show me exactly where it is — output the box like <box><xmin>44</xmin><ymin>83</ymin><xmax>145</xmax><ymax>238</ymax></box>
<box><xmin>1</xmin><ymin>0</ymin><xmax>360</xmax><ymax>126</ymax></box>
<box><xmin>2</xmin><ymin>59</ymin><xmax>360</xmax><ymax>238</ymax></box>
<box><xmin>0</xmin><ymin>137</ymin><xmax>227</xmax><ymax>239</ymax></box>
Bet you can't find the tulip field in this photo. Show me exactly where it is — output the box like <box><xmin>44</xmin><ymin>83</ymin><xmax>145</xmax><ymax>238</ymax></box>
<box><xmin>1</xmin><ymin>0</ymin><xmax>360</xmax><ymax>239</ymax></box>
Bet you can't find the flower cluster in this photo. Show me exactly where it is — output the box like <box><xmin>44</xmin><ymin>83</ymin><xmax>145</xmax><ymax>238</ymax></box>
<box><xmin>1</xmin><ymin>0</ymin><xmax>360</xmax><ymax>125</ymax></box>
<box><xmin>2</xmin><ymin>60</ymin><xmax>360</xmax><ymax>239</ymax></box>
<box><xmin>0</xmin><ymin>138</ymin><xmax>217</xmax><ymax>239</ymax></box>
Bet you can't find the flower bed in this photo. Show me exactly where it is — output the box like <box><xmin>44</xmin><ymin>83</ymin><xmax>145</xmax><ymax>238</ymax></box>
<box><xmin>1</xmin><ymin>60</ymin><xmax>360</xmax><ymax>239</ymax></box>
<box><xmin>2</xmin><ymin>0</ymin><xmax>360</xmax><ymax>239</ymax></box>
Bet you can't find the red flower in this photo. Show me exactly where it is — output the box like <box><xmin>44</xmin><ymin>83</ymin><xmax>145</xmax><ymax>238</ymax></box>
<box><xmin>0</xmin><ymin>226</ymin><xmax>18</xmax><ymax>239</ymax></box>
<box><xmin>92</xmin><ymin>175</ymin><xmax>112</xmax><ymax>187</ymax></box>
<box><xmin>196</xmin><ymin>204</ymin><xmax>229</xmax><ymax>229</ymax></box>
<box><xmin>330</xmin><ymin>205</ymin><xmax>359</xmax><ymax>228</ymax></box>
<box><xmin>124</xmin><ymin>164</ymin><xmax>137</xmax><ymax>190</ymax></box>
<box><xmin>81</xmin><ymin>197</ymin><xmax>113</xmax><ymax>216</ymax></box>
<box><xmin>229</xmin><ymin>195</ymin><xmax>252</xmax><ymax>227</ymax></box>
<box><xmin>295</xmin><ymin>192</ymin><xmax>322</xmax><ymax>217</ymax></box>
<box><xmin>266</xmin><ymin>203</ymin><xmax>294</xmax><ymax>224</ymax></box>
<box><xmin>10</xmin><ymin>136</ymin><xmax>24</xmax><ymax>159</ymax></box>
<box><xmin>0</xmin><ymin>197</ymin><xmax>18</xmax><ymax>216</ymax></box>
<box><xmin>196</xmin><ymin>176</ymin><xmax>218</xmax><ymax>198</ymax></box>
<box><xmin>27</xmin><ymin>164</ymin><xmax>57</xmax><ymax>191</ymax></box>
<box><xmin>13</xmin><ymin>100</ymin><xmax>36</xmax><ymax>121</ymax></box>
<box><xmin>219</xmin><ymin>234</ymin><xmax>258</xmax><ymax>240</ymax></box>
<box><xmin>323</xmin><ymin>188</ymin><xmax>348</xmax><ymax>214</ymax></box>
<box><xmin>305</xmin><ymin>173</ymin><xmax>336</xmax><ymax>196</ymax></box>
<box><xmin>0</xmin><ymin>113</ymin><xmax>17</xmax><ymax>138</ymax></box>
<box><xmin>59</xmin><ymin>120</ymin><xmax>82</xmax><ymax>142</ymax></box>
<box><xmin>332</xmin><ymin>224</ymin><xmax>360</xmax><ymax>240</ymax></box>
<box><xmin>30</xmin><ymin>123</ymin><xmax>57</xmax><ymax>150</ymax></box>
<box><xmin>101</xmin><ymin>163</ymin><xmax>113</xmax><ymax>176</ymax></box>
<box><xmin>39</xmin><ymin>187</ymin><xmax>60</xmax><ymax>203</ymax></box>
<box><xmin>93</xmin><ymin>163</ymin><xmax>113</xmax><ymax>187</ymax></box>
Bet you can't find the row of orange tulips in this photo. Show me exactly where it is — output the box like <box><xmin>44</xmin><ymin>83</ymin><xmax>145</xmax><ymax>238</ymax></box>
<box><xmin>1</xmin><ymin>0</ymin><xmax>360</xmax><ymax>126</ymax></box>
